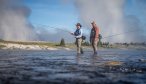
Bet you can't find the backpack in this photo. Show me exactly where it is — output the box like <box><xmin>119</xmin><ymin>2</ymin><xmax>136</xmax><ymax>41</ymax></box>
<box><xmin>82</xmin><ymin>35</ymin><xmax>86</xmax><ymax>40</ymax></box>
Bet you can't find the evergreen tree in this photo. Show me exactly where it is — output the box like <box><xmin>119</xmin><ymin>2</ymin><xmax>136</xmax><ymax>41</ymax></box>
<box><xmin>0</xmin><ymin>39</ymin><xmax>4</xmax><ymax>42</ymax></box>
<box><xmin>82</xmin><ymin>41</ymin><xmax>90</xmax><ymax>46</ymax></box>
<box><xmin>60</xmin><ymin>38</ymin><xmax>65</xmax><ymax>46</ymax></box>
<box><xmin>98</xmin><ymin>34</ymin><xmax>102</xmax><ymax>47</ymax></box>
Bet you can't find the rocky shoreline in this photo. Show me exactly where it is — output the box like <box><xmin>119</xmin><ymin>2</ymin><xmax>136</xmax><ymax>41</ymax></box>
<box><xmin>1</xmin><ymin>41</ymin><xmax>146</xmax><ymax>51</ymax></box>
<box><xmin>0</xmin><ymin>43</ymin><xmax>58</xmax><ymax>50</ymax></box>
<box><xmin>0</xmin><ymin>42</ymin><xmax>72</xmax><ymax>51</ymax></box>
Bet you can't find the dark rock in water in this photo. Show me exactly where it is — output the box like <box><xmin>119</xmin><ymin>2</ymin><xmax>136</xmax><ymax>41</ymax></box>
<box><xmin>105</xmin><ymin>61</ymin><xmax>123</xmax><ymax>66</ymax></box>
<box><xmin>116</xmin><ymin>80</ymin><xmax>135</xmax><ymax>84</ymax></box>
<box><xmin>0</xmin><ymin>80</ymin><xmax>2</xmax><ymax>84</ymax></box>
<box><xmin>138</xmin><ymin>59</ymin><xmax>146</xmax><ymax>62</ymax></box>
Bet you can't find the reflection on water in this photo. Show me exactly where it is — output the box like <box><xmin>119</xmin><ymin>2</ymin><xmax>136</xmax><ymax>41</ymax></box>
<box><xmin>0</xmin><ymin>49</ymin><xmax>146</xmax><ymax>84</ymax></box>
<box><xmin>76</xmin><ymin>53</ymin><xmax>104</xmax><ymax>66</ymax></box>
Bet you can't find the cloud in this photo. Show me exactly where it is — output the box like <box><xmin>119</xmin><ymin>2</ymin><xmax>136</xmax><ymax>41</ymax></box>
<box><xmin>35</xmin><ymin>27</ymin><xmax>74</xmax><ymax>42</ymax></box>
<box><xmin>0</xmin><ymin>0</ymin><xmax>76</xmax><ymax>42</ymax></box>
<box><xmin>75</xmin><ymin>0</ymin><xmax>146</xmax><ymax>42</ymax></box>
<box><xmin>123</xmin><ymin>0</ymin><xmax>146</xmax><ymax>42</ymax></box>
<box><xmin>1</xmin><ymin>0</ymin><xmax>145</xmax><ymax>43</ymax></box>
<box><xmin>0</xmin><ymin>0</ymin><xmax>37</xmax><ymax>41</ymax></box>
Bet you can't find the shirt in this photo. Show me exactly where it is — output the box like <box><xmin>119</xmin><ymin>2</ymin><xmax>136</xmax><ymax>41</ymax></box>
<box><xmin>74</xmin><ymin>28</ymin><xmax>83</xmax><ymax>38</ymax></box>
<box><xmin>90</xmin><ymin>26</ymin><xmax>99</xmax><ymax>39</ymax></box>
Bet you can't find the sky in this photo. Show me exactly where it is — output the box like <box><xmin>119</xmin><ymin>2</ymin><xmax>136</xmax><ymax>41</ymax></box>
<box><xmin>25</xmin><ymin>0</ymin><xmax>146</xmax><ymax>42</ymax></box>
<box><xmin>24</xmin><ymin>0</ymin><xmax>78</xmax><ymax>30</ymax></box>
<box><xmin>0</xmin><ymin>0</ymin><xmax>146</xmax><ymax>43</ymax></box>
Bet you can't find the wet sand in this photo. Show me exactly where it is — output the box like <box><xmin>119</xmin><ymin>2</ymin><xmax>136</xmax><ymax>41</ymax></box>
<box><xmin>0</xmin><ymin>49</ymin><xmax>146</xmax><ymax>84</ymax></box>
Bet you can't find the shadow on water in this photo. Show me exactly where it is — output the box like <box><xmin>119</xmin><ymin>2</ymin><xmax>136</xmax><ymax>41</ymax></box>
<box><xmin>0</xmin><ymin>49</ymin><xmax>146</xmax><ymax>84</ymax></box>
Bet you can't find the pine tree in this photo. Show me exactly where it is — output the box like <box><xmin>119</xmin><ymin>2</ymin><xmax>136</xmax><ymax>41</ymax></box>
<box><xmin>60</xmin><ymin>38</ymin><xmax>65</xmax><ymax>46</ymax></box>
<box><xmin>98</xmin><ymin>34</ymin><xmax>102</xmax><ymax>47</ymax></box>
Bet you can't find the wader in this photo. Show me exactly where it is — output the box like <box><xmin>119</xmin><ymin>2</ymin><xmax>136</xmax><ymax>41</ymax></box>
<box><xmin>76</xmin><ymin>38</ymin><xmax>83</xmax><ymax>54</ymax></box>
<box><xmin>91</xmin><ymin>38</ymin><xmax>98</xmax><ymax>54</ymax></box>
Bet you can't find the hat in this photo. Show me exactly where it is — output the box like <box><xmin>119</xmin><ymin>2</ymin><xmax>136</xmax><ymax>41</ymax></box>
<box><xmin>76</xmin><ymin>23</ymin><xmax>82</xmax><ymax>27</ymax></box>
<box><xmin>91</xmin><ymin>21</ymin><xmax>96</xmax><ymax>24</ymax></box>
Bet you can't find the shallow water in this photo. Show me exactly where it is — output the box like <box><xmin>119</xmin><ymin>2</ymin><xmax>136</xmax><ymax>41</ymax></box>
<box><xmin>0</xmin><ymin>49</ymin><xmax>146</xmax><ymax>84</ymax></box>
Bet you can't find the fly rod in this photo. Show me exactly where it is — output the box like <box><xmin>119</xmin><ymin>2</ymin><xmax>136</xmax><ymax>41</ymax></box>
<box><xmin>36</xmin><ymin>24</ymin><xmax>71</xmax><ymax>33</ymax></box>
<box><xmin>102</xmin><ymin>29</ymin><xmax>142</xmax><ymax>39</ymax></box>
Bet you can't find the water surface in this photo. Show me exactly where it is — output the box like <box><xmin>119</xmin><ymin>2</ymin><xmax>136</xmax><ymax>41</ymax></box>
<box><xmin>0</xmin><ymin>49</ymin><xmax>146</xmax><ymax>84</ymax></box>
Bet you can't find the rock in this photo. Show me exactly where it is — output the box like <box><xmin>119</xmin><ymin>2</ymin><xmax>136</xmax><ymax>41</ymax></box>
<box><xmin>138</xmin><ymin>59</ymin><xmax>146</xmax><ymax>62</ymax></box>
<box><xmin>105</xmin><ymin>61</ymin><xmax>123</xmax><ymax>66</ymax></box>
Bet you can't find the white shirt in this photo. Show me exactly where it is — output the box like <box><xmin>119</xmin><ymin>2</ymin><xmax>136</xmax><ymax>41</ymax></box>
<box><xmin>75</xmin><ymin>29</ymin><xmax>82</xmax><ymax>38</ymax></box>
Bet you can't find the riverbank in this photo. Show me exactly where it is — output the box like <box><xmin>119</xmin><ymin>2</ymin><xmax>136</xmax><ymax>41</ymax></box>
<box><xmin>0</xmin><ymin>40</ymin><xmax>146</xmax><ymax>50</ymax></box>
<box><xmin>0</xmin><ymin>40</ymin><xmax>72</xmax><ymax>50</ymax></box>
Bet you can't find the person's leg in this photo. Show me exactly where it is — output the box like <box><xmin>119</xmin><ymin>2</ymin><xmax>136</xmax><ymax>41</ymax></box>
<box><xmin>79</xmin><ymin>38</ymin><xmax>83</xmax><ymax>54</ymax></box>
<box><xmin>91</xmin><ymin>39</ymin><xmax>96</xmax><ymax>53</ymax></box>
<box><xmin>80</xmin><ymin>48</ymin><xmax>83</xmax><ymax>54</ymax></box>
<box><xmin>78</xmin><ymin>38</ymin><xmax>83</xmax><ymax>54</ymax></box>
<box><xmin>93</xmin><ymin>40</ymin><xmax>98</xmax><ymax>54</ymax></box>
<box><xmin>76</xmin><ymin>39</ymin><xmax>81</xmax><ymax>54</ymax></box>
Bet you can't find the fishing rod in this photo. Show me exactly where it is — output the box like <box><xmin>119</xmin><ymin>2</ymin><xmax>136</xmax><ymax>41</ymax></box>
<box><xmin>102</xmin><ymin>29</ymin><xmax>142</xmax><ymax>39</ymax></box>
<box><xmin>35</xmin><ymin>24</ymin><xmax>71</xmax><ymax>33</ymax></box>
<box><xmin>35</xmin><ymin>24</ymin><xmax>143</xmax><ymax>40</ymax></box>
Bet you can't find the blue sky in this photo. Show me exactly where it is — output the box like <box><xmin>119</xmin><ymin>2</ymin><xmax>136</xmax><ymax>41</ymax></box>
<box><xmin>124</xmin><ymin>0</ymin><xmax>145</xmax><ymax>22</ymax></box>
<box><xmin>23</xmin><ymin>0</ymin><xmax>78</xmax><ymax>30</ymax></box>
<box><xmin>124</xmin><ymin>0</ymin><xmax>146</xmax><ymax>33</ymax></box>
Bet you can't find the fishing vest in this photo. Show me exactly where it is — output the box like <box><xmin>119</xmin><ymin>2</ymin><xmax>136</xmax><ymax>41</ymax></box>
<box><xmin>74</xmin><ymin>29</ymin><xmax>81</xmax><ymax>36</ymax></box>
<box><xmin>90</xmin><ymin>28</ymin><xmax>96</xmax><ymax>38</ymax></box>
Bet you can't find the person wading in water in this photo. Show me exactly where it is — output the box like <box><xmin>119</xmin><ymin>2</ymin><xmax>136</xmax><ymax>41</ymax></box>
<box><xmin>71</xmin><ymin>23</ymin><xmax>84</xmax><ymax>54</ymax></box>
<box><xmin>90</xmin><ymin>21</ymin><xmax>99</xmax><ymax>54</ymax></box>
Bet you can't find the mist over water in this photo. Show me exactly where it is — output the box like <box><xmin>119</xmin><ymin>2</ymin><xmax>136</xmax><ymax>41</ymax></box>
<box><xmin>35</xmin><ymin>26</ymin><xmax>74</xmax><ymax>42</ymax></box>
<box><xmin>0</xmin><ymin>0</ymin><xmax>37</xmax><ymax>41</ymax></box>
<box><xmin>75</xmin><ymin>0</ymin><xmax>146</xmax><ymax>43</ymax></box>
<box><xmin>0</xmin><ymin>0</ymin><xmax>74</xmax><ymax>42</ymax></box>
<box><xmin>0</xmin><ymin>0</ymin><xmax>146</xmax><ymax>43</ymax></box>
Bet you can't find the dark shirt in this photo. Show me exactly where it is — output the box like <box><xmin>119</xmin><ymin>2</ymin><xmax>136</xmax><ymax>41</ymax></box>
<box><xmin>90</xmin><ymin>28</ymin><xmax>96</xmax><ymax>38</ymax></box>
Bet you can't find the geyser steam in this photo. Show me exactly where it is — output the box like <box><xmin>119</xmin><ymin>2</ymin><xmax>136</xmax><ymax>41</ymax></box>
<box><xmin>75</xmin><ymin>0</ymin><xmax>146</xmax><ymax>42</ymax></box>
<box><xmin>0</xmin><ymin>0</ymin><xmax>36</xmax><ymax>41</ymax></box>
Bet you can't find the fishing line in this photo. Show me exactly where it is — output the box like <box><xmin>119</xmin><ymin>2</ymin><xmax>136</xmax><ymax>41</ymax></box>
<box><xmin>35</xmin><ymin>24</ymin><xmax>71</xmax><ymax>33</ymax></box>
<box><xmin>102</xmin><ymin>29</ymin><xmax>143</xmax><ymax>39</ymax></box>
<box><xmin>35</xmin><ymin>24</ymin><xmax>144</xmax><ymax>39</ymax></box>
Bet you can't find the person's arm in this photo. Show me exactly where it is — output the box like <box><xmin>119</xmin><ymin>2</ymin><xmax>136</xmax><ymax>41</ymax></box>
<box><xmin>70</xmin><ymin>30</ymin><xmax>75</xmax><ymax>35</ymax></box>
<box><xmin>90</xmin><ymin>30</ymin><xmax>92</xmax><ymax>43</ymax></box>
<box><xmin>70</xmin><ymin>32</ymin><xmax>74</xmax><ymax>35</ymax></box>
<box><xmin>75</xmin><ymin>29</ymin><xmax>82</xmax><ymax>38</ymax></box>
<box><xmin>70</xmin><ymin>30</ymin><xmax>77</xmax><ymax>35</ymax></box>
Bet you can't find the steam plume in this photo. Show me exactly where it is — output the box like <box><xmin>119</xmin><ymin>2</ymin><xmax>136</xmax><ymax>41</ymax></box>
<box><xmin>0</xmin><ymin>0</ymin><xmax>37</xmax><ymax>41</ymax></box>
<box><xmin>75</xmin><ymin>0</ymin><xmax>146</xmax><ymax>42</ymax></box>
